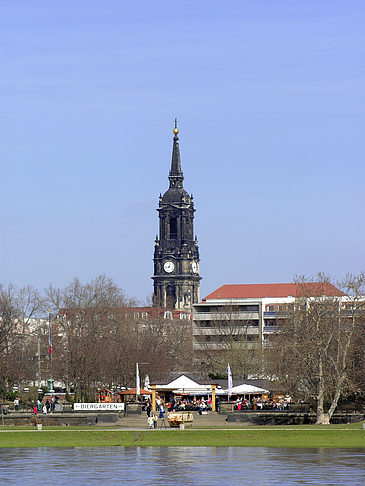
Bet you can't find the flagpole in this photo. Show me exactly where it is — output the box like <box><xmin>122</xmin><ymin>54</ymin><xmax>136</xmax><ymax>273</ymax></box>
<box><xmin>226</xmin><ymin>363</ymin><xmax>232</xmax><ymax>399</ymax></box>
<box><xmin>136</xmin><ymin>362</ymin><xmax>149</xmax><ymax>400</ymax></box>
<box><xmin>136</xmin><ymin>363</ymin><xmax>140</xmax><ymax>397</ymax></box>
<box><xmin>48</xmin><ymin>308</ymin><xmax>54</xmax><ymax>393</ymax></box>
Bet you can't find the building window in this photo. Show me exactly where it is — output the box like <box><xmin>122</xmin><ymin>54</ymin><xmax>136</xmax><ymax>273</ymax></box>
<box><xmin>141</xmin><ymin>312</ymin><xmax>148</xmax><ymax>319</ymax></box>
<box><xmin>240</xmin><ymin>305</ymin><xmax>259</xmax><ymax>312</ymax></box>
<box><xmin>166</xmin><ymin>285</ymin><xmax>176</xmax><ymax>309</ymax></box>
<box><xmin>164</xmin><ymin>311</ymin><xmax>173</xmax><ymax>320</ymax></box>
<box><xmin>169</xmin><ymin>218</ymin><xmax>177</xmax><ymax>239</ymax></box>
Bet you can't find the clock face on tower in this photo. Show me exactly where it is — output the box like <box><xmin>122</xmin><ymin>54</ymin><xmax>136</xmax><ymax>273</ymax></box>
<box><xmin>191</xmin><ymin>262</ymin><xmax>198</xmax><ymax>273</ymax></box>
<box><xmin>163</xmin><ymin>261</ymin><xmax>175</xmax><ymax>273</ymax></box>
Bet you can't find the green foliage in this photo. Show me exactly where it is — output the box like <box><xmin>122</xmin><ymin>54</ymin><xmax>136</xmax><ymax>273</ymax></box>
<box><xmin>38</xmin><ymin>386</ymin><xmax>47</xmax><ymax>400</ymax></box>
<box><xmin>208</xmin><ymin>372</ymin><xmax>226</xmax><ymax>380</ymax></box>
<box><xmin>5</xmin><ymin>390</ymin><xmax>16</xmax><ymax>401</ymax></box>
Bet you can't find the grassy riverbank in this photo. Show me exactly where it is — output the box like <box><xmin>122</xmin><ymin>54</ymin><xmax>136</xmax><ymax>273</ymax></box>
<box><xmin>0</xmin><ymin>424</ymin><xmax>364</xmax><ymax>448</ymax></box>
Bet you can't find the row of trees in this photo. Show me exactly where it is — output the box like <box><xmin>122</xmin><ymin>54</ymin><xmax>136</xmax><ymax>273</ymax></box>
<box><xmin>1</xmin><ymin>272</ymin><xmax>364</xmax><ymax>423</ymax></box>
<box><xmin>0</xmin><ymin>275</ymin><xmax>192</xmax><ymax>401</ymax></box>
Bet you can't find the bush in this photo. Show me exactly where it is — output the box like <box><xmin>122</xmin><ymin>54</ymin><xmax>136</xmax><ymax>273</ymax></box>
<box><xmin>6</xmin><ymin>390</ymin><xmax>16</xmax><ymax>401</ymax></box>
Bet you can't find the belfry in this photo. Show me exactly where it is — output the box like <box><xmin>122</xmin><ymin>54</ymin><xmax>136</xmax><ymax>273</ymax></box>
<box><xmin>152</xmin><ymin>120</ymin><xmax>201</xmax><ymax>310</ymax></box>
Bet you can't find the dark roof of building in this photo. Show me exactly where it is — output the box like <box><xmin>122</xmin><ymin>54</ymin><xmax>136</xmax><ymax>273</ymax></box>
<box><xmin>203</xmin><ymin>282</ymin><xmax>344</xmax><ymax>301</ymax></box>
<box><xmin>58</xmin><ymin>306</ymin><xmax>191</xmax><ymax>320</ymax></box>
<box><xmin>161</xmin><ymin>186</ymin><xmax>190</xmax><ymax>204</ymax></box>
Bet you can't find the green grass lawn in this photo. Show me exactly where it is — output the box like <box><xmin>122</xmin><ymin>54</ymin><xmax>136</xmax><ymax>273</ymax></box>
<box><xmin>0</xmin><ymin>424</ymin><xmax>364</xmax><ymax>448</ymax></box>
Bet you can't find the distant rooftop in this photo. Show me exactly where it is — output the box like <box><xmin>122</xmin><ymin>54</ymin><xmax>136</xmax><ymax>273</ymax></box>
<box><xmin>203</xmin><ymin>282</ymin><xmax>344</xmax><ymax>301</ymax></box>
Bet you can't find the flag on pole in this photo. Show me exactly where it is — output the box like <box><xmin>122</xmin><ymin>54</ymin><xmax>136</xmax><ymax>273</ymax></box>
<box><xmin>136</xmin><ymin>363</ymin><xmax>140</xmax><ymax>396</ymax></box>
<box><xmin>226</xmin><ymin>363</ymin><xmax>232</xmax><ymax>398</ymax></box>
<box><xmin>48</xmin><ymin>309</ymin><xmax>53</xmax><ymax>355</ymax></box>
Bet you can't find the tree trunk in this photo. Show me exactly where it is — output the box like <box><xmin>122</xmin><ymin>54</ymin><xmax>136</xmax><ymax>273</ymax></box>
<box><xmin>316</xmin><ymin>411</ymin><xmax>331</xmax><ymax>425</ymax></box>
<box><xmin>315</xmin><ymin>355</ymin><xmax>331</xmax><ymax>425</ymax></box>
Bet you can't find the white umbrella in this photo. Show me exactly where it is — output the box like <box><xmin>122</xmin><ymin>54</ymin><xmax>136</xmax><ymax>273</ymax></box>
<box><xmin>216</xmin><ymin>384</ymin><xmax>269</xmax><ymax>395</ymax></box>
<box><xmin>230</xmin><ymin>384</ymin><xmax>269</xmax><ymax>394</ymax></box>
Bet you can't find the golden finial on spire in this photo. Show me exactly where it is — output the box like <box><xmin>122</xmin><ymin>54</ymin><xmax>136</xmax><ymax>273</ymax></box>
<box><xmin>173</xmin><ymin>118</ymin><xmax>179</xmax><ymax>135</ymax></box>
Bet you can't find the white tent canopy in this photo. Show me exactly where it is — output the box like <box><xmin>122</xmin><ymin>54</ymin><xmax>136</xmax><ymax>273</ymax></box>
<box><xmin>155</xmin><ymin>375</ymin><xmax>213</xmax><ymax>394</ymax></box>
<box><xmin>216</xmin><ymin>384</ymin><xmax>269</xmax><ymax>395</ymax></box>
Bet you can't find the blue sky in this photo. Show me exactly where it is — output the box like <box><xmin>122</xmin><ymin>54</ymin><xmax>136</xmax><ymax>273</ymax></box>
<box><xmin>1</xmin><ymin>1</ymin><xmax>364</xmax><ymax>302</ymax></box>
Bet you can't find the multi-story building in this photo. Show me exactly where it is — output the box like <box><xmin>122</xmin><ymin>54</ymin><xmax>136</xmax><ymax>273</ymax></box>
<box><xmin>58</xmin><ymin>306</ymin><xmax>192</xmax><ymax>324</ymax></box>
<box><xmin>192</xmin><ymin>282</ymin><xmax>344</xmax><ymax>350</ymax></box>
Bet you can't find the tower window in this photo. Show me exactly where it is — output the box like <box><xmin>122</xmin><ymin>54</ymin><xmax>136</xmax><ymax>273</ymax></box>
<box><xmin>169</xmin><ymin>218</ymin><xmax>177</xmax><ymax>239</ymax></box>
<box><xmin>166</xmin><ymin>285</ymin><xmax>176</xmax><ymax>309</ymax></box>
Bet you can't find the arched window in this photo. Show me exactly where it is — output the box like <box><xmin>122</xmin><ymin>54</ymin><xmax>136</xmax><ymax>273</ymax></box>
<box><xmin>166</xmin><ymin>285</ymin><xmax>176</xmax><ymax>309</ymax></box>
<box><xmin>169</xmin><ymin>218</ymin><xmax>177</xmax><ymax>239</ymax></box>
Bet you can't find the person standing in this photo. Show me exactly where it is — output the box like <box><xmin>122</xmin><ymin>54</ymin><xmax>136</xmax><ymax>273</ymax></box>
<box><xmin>156</xmin><ymin>396</ymin><xmax>161</xmax><ymax>409</ymax></box>
<box><xmin>147</xmin><ymin>415</ymin><xmax>154</xmax><ymax>429</ymax></box>
<box><xmin>14</xmin><ymin>397</ymin><xmax>20</xmax><ymax>412</ymax></box>
<box><xmin>159</xmin><ymin>402</ymin><xmax>164</xmax><ymax>419</ymax></box>
<box><xmin>146</xmin><ymin>400</ymin><xmax>152</xmax><ymax>418</ymax></box>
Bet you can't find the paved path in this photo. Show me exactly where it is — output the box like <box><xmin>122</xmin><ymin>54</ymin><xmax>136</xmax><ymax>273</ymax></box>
<box><xmin>0</xmin><ymin>427</ymin><xmax>361</xmax><ymax>432</ymax></box>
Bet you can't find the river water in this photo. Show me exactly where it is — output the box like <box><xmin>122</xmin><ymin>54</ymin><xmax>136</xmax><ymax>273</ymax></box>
<box><xmin>0</xmin><ymin>447</ymin><xmax>364</xmax><ymax>485</ymax></box>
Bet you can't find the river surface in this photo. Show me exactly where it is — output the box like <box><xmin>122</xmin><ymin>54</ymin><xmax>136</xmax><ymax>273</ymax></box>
<box><xmin>0</xmin><ymin>447</ymin><xmax>364</xmax><ymax>485</ymax></box>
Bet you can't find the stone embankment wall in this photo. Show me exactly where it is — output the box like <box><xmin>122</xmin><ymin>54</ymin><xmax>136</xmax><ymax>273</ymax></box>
<box><xmin>225</xmin><ymin>412</ymin><xmax>364</xmax><ymax>425</ymax></box>
<box><xmin>0</xmin><ymin>413</ymin><xmax>118</xmax><ymax>427</ymax></box>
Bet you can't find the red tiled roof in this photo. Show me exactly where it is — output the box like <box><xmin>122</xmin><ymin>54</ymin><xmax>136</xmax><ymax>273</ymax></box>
<box><xmin>203</xmin><ymin>283</ymin><xmax>344</xmax><ymax>300</ymax></box>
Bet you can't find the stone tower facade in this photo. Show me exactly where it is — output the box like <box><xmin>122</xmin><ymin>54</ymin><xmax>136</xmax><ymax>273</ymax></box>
<box><xmin>152</xmin><ymin>120</ymin><xmax>201</xmax><ymax>310</ymax></box>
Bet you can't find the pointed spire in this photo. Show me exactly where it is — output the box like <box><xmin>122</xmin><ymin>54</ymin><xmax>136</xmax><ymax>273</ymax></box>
<box><xmin>169</xmin><ymin>118</ymin><xmax>184</xmax><ymax>188</ymax></box>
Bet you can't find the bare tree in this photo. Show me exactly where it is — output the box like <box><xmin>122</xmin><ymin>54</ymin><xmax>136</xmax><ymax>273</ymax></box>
<box><xmin>0</xmin><ymin>283</ymin><xmax>45</xmax><ymax>397</ymax></box>
<box><xmin>44</xmin><ymin>275</ymin><xmax>135</xmax><ymax>399</ymax></box>
<box><xmin>268</xmin><ymin>273</ymin><xmax>365</xmax><ymax>424</ymax></box>
<box><xmin>194</xmin><ymin>304</ymin><xmax>262</xmax><ymax>379</ymax></box>
<box><xmin>0</xmin><ymin>275</ymin><xmax>196</xmax><ymax>399</ymax></box>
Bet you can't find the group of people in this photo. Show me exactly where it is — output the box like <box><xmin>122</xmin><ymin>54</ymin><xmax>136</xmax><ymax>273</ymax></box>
<box><xmin>165</xmin><ymin>396</ymin><xmax>212</xmax><ymax>413</ymax></box>
<box><xmin>143</xmin><ymin>395</ymin><xmax>213</xmax><ymax>428</ymax></box>
<box><xmin>233</xmin><ymin>395</ymin><xmax>292</xmax><ymax>411</ymax></box>
<box><xmin>145</xmin><ymin>399</ymin><xmax>160</xmax><ymax>429</ymax></box>
<box><xmin>33</xmin><ymin>397</ymin><xmax>58</xmax><ymax>415</ymax></box>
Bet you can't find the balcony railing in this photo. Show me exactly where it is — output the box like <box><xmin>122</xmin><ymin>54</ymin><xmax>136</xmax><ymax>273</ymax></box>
<box><xmin>263</xmin><ymin>326</ymin><xmax>280</xmax><ymax>333</ymax></box>
<box><xmin>263</xmin><ymin>311</ymin><xmax>289</xmax><ymax>317</ymax></box>
<box><xmin>193</xmin><ymin>312</ymin><xmax>259</xmax><ymax>321</ymax></box>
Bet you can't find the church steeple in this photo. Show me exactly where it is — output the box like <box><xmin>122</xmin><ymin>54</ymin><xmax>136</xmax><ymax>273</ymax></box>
<box><xmin>152</xmin><ymin>120</ymin><xmax>201</xmax><ymax>310</ymax></box>
<box><xmin>169</xmin><ymin>118</ymin><xmax>184</xmax><ymax>189</ymax></box>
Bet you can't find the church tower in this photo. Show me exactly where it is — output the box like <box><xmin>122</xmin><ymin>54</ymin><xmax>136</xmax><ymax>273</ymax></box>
<box><xmin>152</xmin><ymin>120</ymin><xmax>201</xmax><ymax>310</ymax></box>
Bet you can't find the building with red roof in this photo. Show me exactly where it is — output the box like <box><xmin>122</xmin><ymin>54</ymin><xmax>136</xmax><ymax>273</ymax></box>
<box><xmin>203</xmin><ymin>282</ymin><xmax>344</xmax><ymax>301</ymax></box>
<box><xmin>193</xmin><ymin>282</ymin><xmax>344</xmax><ymax>350</ymax></box>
